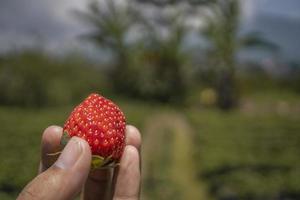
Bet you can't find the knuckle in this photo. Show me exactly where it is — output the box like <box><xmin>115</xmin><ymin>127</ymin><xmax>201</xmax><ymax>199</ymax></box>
<box><xmin>18</xmin><ymin>183</ymin><xmax>39</xmax><ymax>200</ymax></box>
<box><xmin>18</xmin><ymin>168</ymin><xmax>64</xmax><ymax>200</ymax></box>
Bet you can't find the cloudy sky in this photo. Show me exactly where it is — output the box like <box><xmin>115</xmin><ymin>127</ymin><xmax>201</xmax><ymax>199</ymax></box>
<box><xmin>0</xmin><ymin>0</ymin><xmax>299</xmax><ymax>61</ymax></box>
<box><xmin>0</xmin><ymin>0</ymin><xmax>86</xmax><ymax>53</ymax></box>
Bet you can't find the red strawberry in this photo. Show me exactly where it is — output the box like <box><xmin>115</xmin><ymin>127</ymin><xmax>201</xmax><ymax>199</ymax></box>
<box><xmin>62</xmin><ymin>93</ymin><xmax>126</xmax><ymax>168</ymax></box>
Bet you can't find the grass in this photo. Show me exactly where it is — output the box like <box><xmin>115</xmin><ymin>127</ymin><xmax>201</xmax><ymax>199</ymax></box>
<box><xmin>0</xmin><ymin>106</ymin><xmax>70</xmax><ymax>198</ymax></box>
<box><xmin>0</xmin><ymin>90</ymin><xmax>299</xmax><ymax>199</ymax></box>
<box><xmin>0</xmin><ymin>100</ymin><xmax>155</xmax><ymax>199</ymax></box>
<box><xmin>186</xmin><ymin>108</ymin><xmax>300</xmax><ymax>199</ymax></box>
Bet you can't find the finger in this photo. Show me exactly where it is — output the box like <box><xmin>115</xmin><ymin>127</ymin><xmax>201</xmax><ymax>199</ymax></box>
<box><xmin>39</xmin><ymin>125</ymin><xmax>63</xmax><ymax>173</ymax></box>
<box><xmin>82</xmin><ymin>168</ymin><xmax>113</xmax><ymax>200</ymax></box>
<box><xmin>110</xmin><ymin>125</ymin><xmax>142</xmax><ymax>198</ymax></box>
<box><xmin>113</xmin><ymin>145</ymin><xmax>140</xmax><ymax>200</ymax></box>
<box><xmin>82</xmin><ymin>125</ymin><xmax>142</xmax><ymax>200</ymax></box>
<box><xmin>18</xmin><ymin>137</ymin><xmax>91</xmax><ymax>200</ymax></box>
<box><xmin>125</xmin><ymin>125</ymin><xmax>142</xmax><ymax>150</ymax></box>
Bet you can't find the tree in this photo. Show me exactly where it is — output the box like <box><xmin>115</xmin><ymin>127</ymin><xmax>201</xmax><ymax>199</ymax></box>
<box><xmin>136</xmin><ymin>14</ymin><xmax>189</xmax><ymax>102</ymax></box>
<box><xmin>200</xmin><ymin>0</ymin><xmax>278</xmax><ymax>110</ymax></box>
<box><xmin>76</xmin><ymin>0</ymin><xmax>193</xmax><ymax>102</ymax></box>
<box><xmin>74</xmin><ymin>0</ymin><xmax>140</xmax><ymax>94</ymax></box>
<box><xmin>134</xmin><ymin>0</ymin><xmax>205</xmax><ymax>103</ymax></box>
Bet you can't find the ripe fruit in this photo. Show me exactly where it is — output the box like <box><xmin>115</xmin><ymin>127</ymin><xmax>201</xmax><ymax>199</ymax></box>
<box><xmin>62</xmin><ymin>93</ymin><xmax>126</xmax><ymax>169</ymax></box>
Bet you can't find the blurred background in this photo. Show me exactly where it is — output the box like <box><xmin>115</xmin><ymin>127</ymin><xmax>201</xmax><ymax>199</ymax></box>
<box><xmin>0</xmin><ymin>0</ymin><xmax>300</xmax><ymax>199</ymax></box>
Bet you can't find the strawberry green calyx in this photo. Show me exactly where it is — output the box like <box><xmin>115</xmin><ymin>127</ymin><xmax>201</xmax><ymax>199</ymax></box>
<box><xmin>91</xmin><ymin>155</ymin><xmax>105</xmax><ymax>169</ymax></box>
<box><xmin>60</xmin><ymin>132</ymin><xmax>118</xmax><ymax>170</ymax></box>
<box><xmin>60</xmin><ymin>131</ymin><xmax>71</xmax><ymax>147</ymax></box>
<box><xmin>91</xmin><ymin>155</ymin><xmax>117</xmax><ymax>170</ymax></box>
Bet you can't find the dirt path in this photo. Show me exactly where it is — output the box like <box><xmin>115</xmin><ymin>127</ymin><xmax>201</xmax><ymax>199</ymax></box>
<box><xmin>141</xmin><ymin>112</ymin><xmax>210</xmax><ymax>200</ymax></box>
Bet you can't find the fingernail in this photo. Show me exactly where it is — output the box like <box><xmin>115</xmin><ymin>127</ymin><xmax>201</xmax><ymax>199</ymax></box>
<box><xmin>54</xmin><ymin>137</ymin><xmax>83</xmax><ymax>169</ymax></box>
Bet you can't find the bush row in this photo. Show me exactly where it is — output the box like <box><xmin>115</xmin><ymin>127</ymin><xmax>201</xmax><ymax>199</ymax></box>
<box><xmin>0</xmin><ymin>50</ymin><xmax>106</xmax><ymax>107</ymax></box>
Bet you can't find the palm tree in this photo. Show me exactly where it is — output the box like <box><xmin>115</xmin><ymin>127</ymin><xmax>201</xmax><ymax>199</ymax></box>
<box><xmin>138</xmin><ymin>17</ymin><xmax>189</xmax><ymax>102</ymax></box>
<box><xmin>76</xmin><ymin>0</ymin><xmax>193</xmax><ymax>102</ymax></box>
<box><xmin>73</xmin><ymin>0</ymin><xmax>140</xmax><ymax>93</ymax></box>
<box><xmin>200</xmin><ymin>0</ymin><xmax>278</xmax><ymax>110</ymax></box>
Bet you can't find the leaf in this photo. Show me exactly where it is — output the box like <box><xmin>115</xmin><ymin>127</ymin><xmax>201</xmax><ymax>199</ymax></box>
<box><xmin>60</xmin><ymin>131</ymin><xmax>71</xmax><ymax>147</ymax></box>
<box><xmin>91</xmin><ymin>155</ymin><xmax>105</xmax><ymax>170</ymax></box>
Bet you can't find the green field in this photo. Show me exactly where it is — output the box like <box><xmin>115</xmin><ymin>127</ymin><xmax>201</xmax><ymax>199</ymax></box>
<box><xmin>0</xmin><ymin>91</ymin><xmax>300</xmax><ymax>199</ymax></box>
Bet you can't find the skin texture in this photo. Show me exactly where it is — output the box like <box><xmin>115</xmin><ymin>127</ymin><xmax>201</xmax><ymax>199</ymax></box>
<box><xmin>17</xmin><ymin>125</ymin><xmax>141</xmax><ymax>200</ymax></box>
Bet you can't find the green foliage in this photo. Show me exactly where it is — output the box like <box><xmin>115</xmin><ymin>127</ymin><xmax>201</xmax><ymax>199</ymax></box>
<box><xmin>187</xmin><ymin>94</ymin><xmax>300</xmax><ymax>199</ymax></box>
<box><xmin>74</xmin><ymin>0</ymin><xmax>139</xmax><ymax>95</ymax></box>
<box><xmin>133</xmin><ymin>23</ymin><xmax>190</xmax><ymax>103</ymax></box>
<box><xmin>0</xmin><ymin>91</ymin><xmax>299</xmax><ymax>199</ymax></box>
<box><xmin>75</xmin><ymin>0</ymin><xmax>193</xmax><ymax>103</ymax></box>
<box><xmin>0</xmin><ymin>99</ymin><xmax>154</xmax><ymax>199</ymax></box>
<box><xmin>199</xmin><ymin>0</ymin><xmax>278</xmax><ymax>110</ymax></box>
<box><xmin>74</xmin><ymin>0</ymin><xmax>280</xmax><ymax>106</ymax></box>
<box><xmin>0</xmin><ymin>50</ymin><xmax>105</xmax><ymax>107</ymax></box>
<box><xmin>0</xmin><ymin>106</ymin><xmax>70</xmax><ymax>199</ymax></box>
<box><xmin>137</xmin><ymin>0</ymin><xmax>215</xmax><ymax>6</ymax></box>
<box><xmin>278</xmin><ymin>62</ymin><xmax>300</xmax><ymax>93</ymax></box>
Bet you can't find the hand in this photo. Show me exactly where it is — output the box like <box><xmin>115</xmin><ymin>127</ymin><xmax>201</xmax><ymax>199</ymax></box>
<box><xmin>17</xmin><ymin>125</ymin><xmax>141</xmax><ymax>200</ymax></box>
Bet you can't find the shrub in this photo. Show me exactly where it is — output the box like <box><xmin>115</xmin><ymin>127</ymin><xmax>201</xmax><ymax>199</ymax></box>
<box><xmin>0</xmin><ymin>50</ymin><xmax>105</xmax><ymax>107</ymax></box>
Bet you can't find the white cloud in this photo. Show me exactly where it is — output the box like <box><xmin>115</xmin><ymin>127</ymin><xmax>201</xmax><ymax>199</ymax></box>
<box><xmin>241</xmin><ymin>0</ymin><xmax>258</xmax><ymax>25</ymax></box>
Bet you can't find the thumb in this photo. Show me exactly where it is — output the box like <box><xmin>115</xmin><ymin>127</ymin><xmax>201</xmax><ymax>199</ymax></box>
<box><xmin>18</xmin><ymin>137</ymin><xmax>91</xmax><ymax>200</ymax></box>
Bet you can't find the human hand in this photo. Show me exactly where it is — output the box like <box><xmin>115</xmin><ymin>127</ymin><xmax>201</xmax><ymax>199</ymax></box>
<box><xmin>17</xmin><ymin>125</ymin><xmax>141</xmax><ymax>200</ymax></box>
